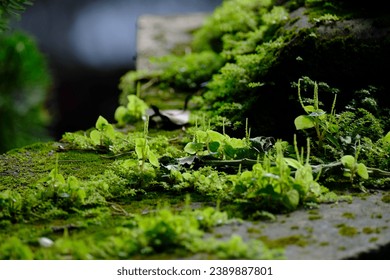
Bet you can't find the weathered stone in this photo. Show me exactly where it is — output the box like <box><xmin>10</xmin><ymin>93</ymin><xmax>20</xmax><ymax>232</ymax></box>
<box><xmin>208</xmin><ymin>190</ymin><xmax>390</xmax><ymax>259</ymax></box>
<box><xmin>246</xmin><ymin>7</ymin><xmax>390</xmax><ymax>138</ymax></box>
<box><xmin>136</xmin><ymin>13</ymin><xmax>208</xmax><ymax>70</ymax></box>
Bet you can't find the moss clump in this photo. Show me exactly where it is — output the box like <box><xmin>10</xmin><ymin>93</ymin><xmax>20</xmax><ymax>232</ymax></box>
<box><xmin>381</xmin><ymin>194</ymin><xmax>390</xmax><ymax>204</ymax></box>
<box><xmin>308</xmin><ymin>214</ymin><xmax>322</xmax><ymax>220</ymax></box>
<box><xmin>342</xmin><ymin>212</ymin><xmax>356</xmax><ymax>219</ymax></box>
<box><xmin>259</xmin><ymin>234</ymin><xmax>308</xmax><ymax>248</ymax></box>
<box><xmin>362</xmin><ymin>227</ymin><xmax>381</xmax><ymax>235</ymax></box>
<box><xmin>337</xmin><ymin>224</ymin><xmax>358</xmax><ymax>237</ymax></box>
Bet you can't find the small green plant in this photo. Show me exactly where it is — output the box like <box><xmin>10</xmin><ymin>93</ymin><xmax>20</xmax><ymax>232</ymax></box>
<box><xmin>135</xmin><ymin>116</ymin><xmax>160</xmax><ymax>169</ymax></box>
<box><xmin>0</xmin><ymin>189</ymin><xmax>23</xmax><ymax>221</ymax></box>
<box><xmin>340</xmin><ymin>154</ymin><xmax>369</xmax><ymax>187</ymax></box>
<box><xmin>231</xmin><ymin>140</ymin><xmax>323</xmax><ymax>214</ymax></box>
<box><xmin>294</xmin><ymin>78</ymin><xmax>339</xmax><ymax>151</ymax></box>
<box><xmin>115</xmin><ymin>83</ymin><xmax>149</xmax><ymax>126</ymax></box>
<box><xmin>89</xmin><ymin>116</ymin><xmax>118</xmax><ymax>148</ymax></box>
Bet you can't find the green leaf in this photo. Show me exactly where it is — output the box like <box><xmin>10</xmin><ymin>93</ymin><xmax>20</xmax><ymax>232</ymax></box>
<box><xmin>295</xmin><ymin>164</ymin><xmax>314</xmax><ymax>185</ymax></box>
<box><xmin>343</xmin><ymin>171</ymin><xmax>352</xmax><ymax>178</ymax></box>
<box><xmin>148</xmin><ymin>151</ymin><xmax>160</xmax><ymax>168</ymax></box>
<box><xmin>294</xmin><ymin>115</ymin><xmax>315</xmax><ymax>130</ymax></box>
<box><xmin>340</xmin><ymin>155</ymin><xmax>355</xmax><ymax>169</ymax></box>
<box><xmin>303</xmin><ymin>105</ymin><xmax>315</xmax><ymax>113</ymax></box>
<box><xmin>383</xmin><ymin>131</ymin><xmax>390</xmax><ymax>144</ymax></box>
<box><xmin>127</xmin><ymin>95</ymin><xmax>148</xmax><ymax>119</ymax></box>
<box><xmin>104</xmin><ymin>124</ymin><xmax>116</xmax><ymax>140</ymax></box>
<box><xmin>223</xmin><ymin>144</ymin><xmax>236</xmax><ymax>159</ymax></box>
<box><xmin>89</xmin><ymin>130</ymin><xmax>102</xmax><ymax>145</ymax></box>
<box><xmin>67</xmin><ymin>176</ymin><xmax>80</xmax><ymax>188</ymax></box>
<box><xmin>195</xmin><ymin>131</ymin><xmax>208</xmax><ymax>143</ymax></box>
<box><xmin>284</xmin><ymin>158</ymin><xmax>303</xmax><ymax>169</ymax></box>
<box><xmin>114</xmin><ymin>106</ymin><xmax>128</xmax><ymax>126</ymax></box>
<box><xmin>207</xmin><ymin>130</ymin><xmax>225</xmax><ymax>142</ymax></box>
<box><xmin>95</xmin><ymin>116</ymin><xmax>109</xmax><ymax>130</ymax></box>
<box><xmin>184</xmin><ymin>142</ymin><xmax>204</xmax><ymax>155</ymax></box>
<box><xmin>135</xmin><ymin>138</ymin><xmax>148</xmax><ymax>160</ymax></box>
<box><xmin>208</xmin><ymin>141</ymin><xmax>220</xmax><ymax>153</ymax></box>
<box><xmin>356</xmin><ymin>163</ymin><xmax>369</xmax><ymax>179</ymax></box>
<box><xmin>284</xmin><ymin>189</ymin><xmax>300</xmax><ymax>210</ymax></box>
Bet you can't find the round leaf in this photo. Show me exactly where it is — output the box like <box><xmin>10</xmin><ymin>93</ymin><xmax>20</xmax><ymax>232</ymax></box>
<box><xmin>95</xmin><ymin>116</ymin><xmax>109</xmax><ymax>130</ymax></box>
<box><xmin>341</xmin><ymin>155</ymin><xmax>355</xmax><ymax>169</ymax></box>
<box><xmin>208</xmin><ymin>141</ymin><xmax>220</xmax><ymax>153</ymax></box>
<box><xmin>357</xmin><ymin>163</ymin><xmax>369</xmax><ymax>179</ymax></box>
<box><xmin>294</xmin><ymin>115</ymin><xmax>315</xmax><ymax>130</ymax></box>
<box><xmin>184</xmin><ymin>142</ymin><xmax>204</xmax><ymax>155</ymax></box>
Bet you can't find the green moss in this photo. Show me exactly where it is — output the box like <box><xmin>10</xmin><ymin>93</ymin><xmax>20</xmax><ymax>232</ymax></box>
<box><xmin>0</xmin><ymin>142</ymin><xmax>114</xmax><ymax>191</ymax></box>
<box><xmin>337</xmin><ymin>224</ymin><xmax>358</xmax><ymax>237</ymax></box>
<box><xmin>381</xmin><ymin>194</ymin><xmax>390</xmax><ymax>203</ymax></box>
<box><xmin>247</xmin><ymin>227</ymin><xmax>262</xmax><ymax>234</ymax></box>
<box><xmin>319</xmin><ymin>241</ymin><xmax>329</xmax><ymax>246</ymax></box>
<box><xmin>362</xmin><ymin>227</ymin><xmax>381</xmax><ymax>235</ymax></box>
<box><xmin>308</xmin><ymin>214</ymin><xmax>322</xmax><ymax>220</ymax></box>
<box><xmin>371</xmin><ymin>213</ymin><xmax>383</xmax><ymax>219</ymax></box>
<box><xmin>305</xmin><ymin>226</ymin><xmax>314</xmax><ymax>234</ymax></box>
<box><xmin>259</xmin><ymin>234</ymin><xmax>308</xmax><ymax>249</ymax></box>
<box><xmin>307</xmin><ymin>210</ymin><xmax>322</xmax><ymax>220</ymax></box>
<box><xmin>369</xmin><ymin>237</ymin><xmax>379</xmax><ymax>243</ymax></box>
<box><xmin>342</xmin><ymin>212</ymin><xmax>356</xmax><ymax>219</ymax></box>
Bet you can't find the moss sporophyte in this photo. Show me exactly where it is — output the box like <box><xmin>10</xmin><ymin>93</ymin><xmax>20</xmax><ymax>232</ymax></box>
<box><xmin>2</xmin><ymin>0</ymin><xmax>390</xmax><ymax>260</ymax></box>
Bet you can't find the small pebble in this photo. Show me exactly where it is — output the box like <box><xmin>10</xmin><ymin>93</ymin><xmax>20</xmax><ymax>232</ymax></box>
<box><xmin>38</xmin><ymin>237</ymin><xmax>54</xmax><ymax>248</ymax></box>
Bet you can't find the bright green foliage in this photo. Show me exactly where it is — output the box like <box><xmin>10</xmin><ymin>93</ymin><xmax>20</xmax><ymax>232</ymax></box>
<box><xmin>341</xmin><ymin>155</ymin><xmax>369</xmax><ymax>182</ymax></box>
<box><xmin>0</xmin><ymin>189</ymin><xmax>23</xmax><ymax>221</ymax></box>
<box><xmin>151</xmin><ymin>51</ymin><xmax>225</xmax><ymax>90</ymax></box>
<box><xmin>115</xmin><ymin>94</ymin><xmax>149</xmax><ymax>126</ymax></box>
<box><xmin>184</xmin><ymin>128</ymin><xmax>251</xmax><ymax>159</ymax></box>
<box><xmin>2</xmin><ymin>0</ymin><xmax>390</xmax><ymax>260</ymax></box>
<box><xmin>192</xmin><ymin>0</ymin><xmax>274</xmax><ymax>52</ymax></box>
<box><xmin>135</xmin><ymin>208</ymin><xmax>203</xmax><ymax>254</ymax></box>
<box><xmin>118</xmin><ymin>51</ymin><xmax>224</xmax><ymax>107</ymax></box>
<box><xmin>0</xmin><ymin>236</ymin><xmax>33</xmax><ymax>260</ymax></box>
<box><xmin>90</xmin><ymin>116</ymin><xmax>117</xmax><ymax>147</ymax></box>
<box><xmin>208</xmin><ymin>235</ymin><xmax>283</xmax><ymax>259</ymax></box>
<box><xmin>294</xmin><ymin>78</ymin><xmax>338</xmax><ymax>151</ymax></box>
<box><xmin>231</xmin><ymin>142</ymin><xmax>323</xmax><ymax>213</ymax></box>
<box><xmin>168</xmin><ymin>167</ymin><xmax>231</xmax><ymax>200</ymax></box>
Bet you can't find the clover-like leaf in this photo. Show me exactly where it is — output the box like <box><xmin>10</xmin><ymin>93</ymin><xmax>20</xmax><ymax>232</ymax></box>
<box><xmin>294</xmin><ymin>115</ymin><xmax>315</xmax><ymax>130</ymax></box>
<box><xmin>341</xmin><ymin>155</ymin><xmax>355</xmax><ymax>169</ymax></box>
<box><xmin>208</xmin><ymin>141</ymin><xmax>220</xmax><ymax>153</ymax></box>
<box><xmin>95</xmin><ymin>116</ymin><xmax>109</xmax><ymax>130</ymax></box>
<box><xmin>184</xmin><ymin>142</ymin><xmax>204</xmax><ymax>155</ymax></box>
<box><xmin>89</xmin><ymin>130</ymin><xmax>102</xmax><ymax>146</ymax></box>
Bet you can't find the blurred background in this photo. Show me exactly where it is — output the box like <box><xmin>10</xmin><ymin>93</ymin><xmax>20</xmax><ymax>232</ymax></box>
<box><xmin>0</xmin><ymin>0</ymin><xmax>222</xmax><ymax>152</ymax></box>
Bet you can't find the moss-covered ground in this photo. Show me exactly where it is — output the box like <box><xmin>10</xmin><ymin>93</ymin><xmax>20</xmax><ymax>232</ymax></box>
<box><xmin>1</xmin><ymin>0</ymin><xmax>390</xmax><ymax>260</ymax></box>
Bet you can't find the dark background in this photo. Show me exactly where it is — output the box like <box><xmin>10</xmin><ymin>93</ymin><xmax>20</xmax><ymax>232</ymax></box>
<box><xmin>14</xmin><ymin>0</ymin><xmax>222</xmax><ymax>138</ymax></box>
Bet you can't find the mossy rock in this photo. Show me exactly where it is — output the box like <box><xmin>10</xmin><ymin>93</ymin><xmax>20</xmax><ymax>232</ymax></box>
<box><xmin>124</xmin><ymin>0</ymin><xmax>390</xmax><ymax>140</ymax></box>
<box><xmin>204</xmin><ymin>3</ymin><xmax>390</xmax><ymax>139</ymax></box>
